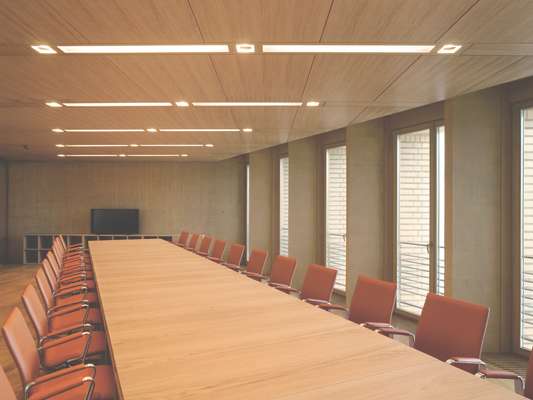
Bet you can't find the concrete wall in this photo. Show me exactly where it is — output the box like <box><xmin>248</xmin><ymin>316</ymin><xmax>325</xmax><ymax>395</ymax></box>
<box><xmin>0</xmin><ymin>161</ymin><xmax>7</xmax><ymax>264</ymax></box>
<box><xmin>6</xmin><ymin>158</ymin><xmax>245</xmax><ymax>264</ymax></box>
<box><xmin>345</xmin><ymin>119</ymin><xmax>386</xmax><ymax>303</ymax></box>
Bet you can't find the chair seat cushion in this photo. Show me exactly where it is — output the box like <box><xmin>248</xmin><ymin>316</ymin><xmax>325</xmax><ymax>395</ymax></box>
<box><xmin>49</xmin><ymin>308</ymin><xmax>102</xmax><ymax>331</ymax></box>
<box><xmin>42</xmin><ymin>331</ymin><xmax>107</xmax><ymax>369</ymax></box>
<box><xmin>29</xmin><ymin>365</ymin><xmax>116</xmax><ymax>400</ymax></box>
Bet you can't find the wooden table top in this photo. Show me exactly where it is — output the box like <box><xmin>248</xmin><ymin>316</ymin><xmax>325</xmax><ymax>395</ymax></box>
<box><xmin>89</xmin><ymin>239</ymin><xmax>520</xmax><ymax>400</ymax></box>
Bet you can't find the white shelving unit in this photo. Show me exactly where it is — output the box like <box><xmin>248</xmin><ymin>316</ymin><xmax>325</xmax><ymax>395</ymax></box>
<box><xmin>23</xmin><ymin>233</ymin><xmax>178</xmax><ymax>264</ymax></box>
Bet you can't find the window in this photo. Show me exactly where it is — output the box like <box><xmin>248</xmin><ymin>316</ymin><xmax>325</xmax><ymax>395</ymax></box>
<box><xmin>245</xmin><ymin>163</ymin><xmax>250</xmax><ymax>261</ymax></box>
<box><xmin>520</xmin><ymin>105</ymin><xmax>533</xmax><ymax>350</ymax></box>
<box><xmin>396</xmin><ymin>125</ymin><xmax>445</xmax><ymax>315</ymax></box>
<box><xmin>325</xmin><ymin>145</ymin><xmax>347</xmax><ymax>291</ymax></box>
<box><xmin>279</xmin><ymin>157</ymin><xmax>289</xmax><ymax>256</ymax></box>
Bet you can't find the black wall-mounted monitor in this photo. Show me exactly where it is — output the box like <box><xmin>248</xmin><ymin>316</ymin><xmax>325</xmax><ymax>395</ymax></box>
<box><xmin>90</xmin><ymin>209</ymin><xmax>139</xmax><ymax>234</ymax></box>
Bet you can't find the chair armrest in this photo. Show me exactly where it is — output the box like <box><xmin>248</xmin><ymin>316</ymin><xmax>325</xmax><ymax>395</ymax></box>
<box><xmin>477</xmin><ymin>368</ymin><xmax>525</xmax><ymax>394</ymax></box>
<box><xmin>48</xmin><ymin>300</ymin><xmax>90</xmax><ymax>314</ymax></box>
<box><xmin>446</xmin><ymin>357</ymin><xmax>486</xmax><ymax>367</ymax></box>
<box><xmin>33</xmin><ymin>363</ymin><xmax>96</xmax><ymax>384</ymax></box>
<box><xmin>377</xmin><ymin>327</ymin><xmax>415</xmax><ymax>346</ymax></box>
<box><xmin>48</xmin><ymin>303</ymin><xmax>89</xmax><ymax>319</ymax></box>
<box><xmin>304</xmin><ymin>298</ymin><xmax>330</xmax><ymax>306</ymax></box>
<box><xmin>242</xmin><ymin>271</ymin><xmax>267</xmax><ymax>281</ymax></box>
<box><xmin>270</xmin><ymin>283</ymin><xmax>300</xmax><ymax>294</ymax></box>
<box><xmin>41</xmin><ymin>331</ymin><xmax>93</xmax><ymax>365</ymax></box>
<box><xmin>318</xmin><ymin>303</ymin><xmax>348</xmax><ymax>312</ymax></box>
<box><xmin>39</xmin><ymin>324</ymin><xmax>93</xmax><ymax>344</ymax></box>
<box><xmin>207</xmin><ymin>256</ymin><xmax>222</xmax><ymax>263</ymax></box>
<box><xmin>362</xmin><ymin>322</ymin><xmax>394</xmax><ymax>330</ymax></box>
<box><xmin>54</xmin><ymin>285</ymin><xmax>89</xmax><ymax>297</ymax></box>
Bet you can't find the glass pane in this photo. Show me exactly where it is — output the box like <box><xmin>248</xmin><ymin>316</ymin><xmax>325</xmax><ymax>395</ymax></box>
<box><xmin>279</xmin><ymin>157</ymin><xmax>289</xmax><ymax>256</ymax></box>
<box><xmin>521</xmin><ymin>106</ymin><xmax>533</xmax><ymax>350</ymax></box>
<box><xmin>397</xmin><ymin>129</ymin><xmax>430</xmax><ymax>314</ymax></box>
<box><xmin>246</xmin><ymin>163</ymin><xmax>251</xmax><ymax>261</ymax></box>
<box><xmin>326</xmin><ymin>145</ymin><xmax>347</xmax><ymax>291</ymax></box>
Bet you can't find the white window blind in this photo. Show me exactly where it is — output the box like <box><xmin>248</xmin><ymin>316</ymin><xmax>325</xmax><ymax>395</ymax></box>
<box><xmin>521</xmin><ymin>105</ymin><xmax>533</xmax><ymax>350</ymax></box>
<box><xmin>397</xmin><ymin>129</ymin><xmax>431</xmax><ymax>314</ymax></box>
<box><xmin>279</xmin><ymin>157</ymin><xmax>289</xmax><ymax>256</ymax></box>
<box><xmin>325</xmin><ymin>145</ymin><xmax>347</xmax><ymax>291</ymax></box>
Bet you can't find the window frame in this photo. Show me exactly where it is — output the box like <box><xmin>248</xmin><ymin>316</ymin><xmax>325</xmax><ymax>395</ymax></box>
<box><xmin>392</xmin><ymin>120</ymin><xmax>445</xmax><ymax>318</ymax></box>
<box><xmin>279</xmin><ymin>155</ymin><xmax>289</xmax><ymax>256</ymax></box>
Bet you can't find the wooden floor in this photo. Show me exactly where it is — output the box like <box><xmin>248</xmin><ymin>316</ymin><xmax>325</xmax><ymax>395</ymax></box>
<box><xmin>0</xmin><ymin>263</ymin><xmax>527</xmax><ymax>398</ymax></box>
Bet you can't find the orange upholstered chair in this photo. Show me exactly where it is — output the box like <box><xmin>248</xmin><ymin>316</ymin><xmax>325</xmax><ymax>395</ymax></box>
<box><xmin>0</xmin><ymin>364</ymin><xmax>17</xmax><ymax>400</ymax></box>
<box><xmin>45</xmin><ymin>256</ymin><xmax>95</xmax><ymax>289</ymax></box>
<box><xmin>175</xmin><ymin>231</ymin><xmax>189</xmax><ymax>247</ymax></box>
<box><xmin>186</xmin><ymin>233</ymin><xmax>200</xmax><ymax>252</ymax></box>
<box><xmin>221</xmin><ymin>243</ymin><xmax>245</xmax><ymax>269</ymax></box>
<box><xmin>42</xmin><ymin>260</ymin><xmax>97</xmax><ymax>303</ymax></box>
<box><xmin>226</xmin><ymin>249</ymin><xmax>267</xmax><ymax>273</ymax></box>
<box><xmin>21</xmin><ymin>288</ymin><xmax>107</xmax><ymax>369</ymax></box>
<box><xmin>2</xmin><ymin>308</ymin><xmax>116</xmax><ymax>400</ymax></box>
<box><xmin>196</xmin><ymin>235</ymin><xmax>212</xmax><ymax>256</ymax></box>
<box><xmin>319</xmin><ymin>275</ymin><xmax>396</xmax><ymax>328</ymax></box>
<box><xmin>36</xmin><ymin>266</ymin><xmax>99</xmax><ymax>309</ymax></box>
<box><xmin>273</xmin><ymin>264</ymin><xmax>337</xmax><ymax>305</ymax></box>
<box><xmin>207</xmin><ymin>239</ymin><xmax>226</xmax><ymax>262</ymax></box>
<box><xmin>263</xmin><ymin>255</ymin><xmax>297</xmax><ymax>286</ymax></box>
<box><xmin>378</xmin><ymin>293</ymin><xmax>489</xmax><ymax>374</ymax></box>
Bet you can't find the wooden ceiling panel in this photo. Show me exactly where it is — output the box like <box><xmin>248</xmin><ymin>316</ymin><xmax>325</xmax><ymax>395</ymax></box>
<box><xmin>303</xmin><ymin>55</ymin><xmax>417</xmax><ymax>102</ymax></box>
<box><xmin>290</xmin><ymin>106</ymin><xmax>364</xmax><ymax>139</ymax></box>
<box><xmin>211</xmin><ymin>55</ymin><xmax>314</xmax><ymax>101</ymax></box>
<box><xmin>323</xmin><ymin>0</ymin><xmax>477</xmax><ymax>42</ymax></box>
<box><xmin>377</xmin><ymin>55</ymin><xmax>521</xmax><ymax>104</ymax></box>
<box><xmin>188</xmin><ymin>0</ymin><xmax>332</xmax><ymax>42</ymax></box>
<box><xmin>442</xmin><ymin>0</ymin><xmax>533</xmax><ymax>44</ymax></box>
<box><xmin>0</xmin><ymin>55</ymin><xmax>225</xmax><ymax>103</ymax></box>
<box><xmin>354</xmin><ymin>106</ymin><xmax>412</xmax><ymax>124</ymax></box>
<box><xmin>0</xmin><ymin>0</ymin><xmax>202</xmax><ymax>44</ymax></box>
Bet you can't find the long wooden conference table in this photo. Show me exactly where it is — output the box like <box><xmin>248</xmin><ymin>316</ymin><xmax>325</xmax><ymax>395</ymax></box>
<box><xmin>89</xmin><ymin>239</ymin><xmax>520</xmax><ymax>399</ymax></box>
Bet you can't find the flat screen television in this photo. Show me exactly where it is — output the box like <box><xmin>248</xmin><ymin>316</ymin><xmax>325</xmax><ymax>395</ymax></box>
<box><xmin>91</xmin><ymin>209</ymin><xmax>139</xmax><ymax>234</ymax></box>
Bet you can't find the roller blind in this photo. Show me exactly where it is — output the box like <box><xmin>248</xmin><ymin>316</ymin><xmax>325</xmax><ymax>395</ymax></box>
<box><xmin>280</xmin><ymin>157</ymin><xmax>289</xmax><ymax>256</ymax></box>
<box><xmin>325</xmin><ymin>145</ymin><xmax>347</xmax><ymax>291</ymax></box>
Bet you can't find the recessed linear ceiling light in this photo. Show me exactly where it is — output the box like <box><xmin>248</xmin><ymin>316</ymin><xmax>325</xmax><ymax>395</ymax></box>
<box><xmin>57</xmin><ymin>154</ymin><xmax>118</xmax><ymax>158</ymax></box>
<box><xmin>306</xmin><ymin>101</ymin><xmax>320</xmax><ymax>107</ymax></box>
<box><xmin>236</xmin><ymin>43</ymin><xmax>255</xmax><ymax>53</ymax></box>
<box><xmin>242</xmin><ymin>128</ymin><xmax>253</xmax><ymax>133</ymax></box>
<box><xmin>262</xmin><ymin>44</ymin><xmax>435</xmax><ymax>54</ymax></box>
<box><xmin>159</xmin><ymin>128</ymin><xmax>241</xmax><ymax>132</ymax></box>
<box><xmin>192</xmin><ymin>102</ymin><xmax>302</xmax><ymax>107</ymax></box>
<box><xmin>57</xmin><ymin>129</ymin><xmax>146</xmax><ymax>133</ymax></box>
<box><xmin>31</xmin><ymin>45</ymin><xmax>57</xmax><ymax>54</ymax></box>
<box><xmin>175</xmin><ymin>101</ymin><xmax>190</xmax><ymax>107</ymax></box>
<box><xmin>46</xmin><ymin>101</ymin><xmax>63</xmax><ymax>108</ymax></box>
<box><xmin>127</xmin><ymin>154</ymin><xmax>189</xmax><ymax>157</ymax></box>
<box><xmin>62</xmin><ymin>102</ymin><xmax>173</xmax><ymax>107</ymax></box>
<box><xmin>57</xmin><ymin>45</ymin><xmax>230</xmax><ymax>54</ymax></box>
<box><xmin>55</xmin><ymin>144</ymin><xmax>129</xmax><ymax>148</ymax></box>
<box><xmin>146</xmin><ymin>128</ymin><xmax>158</xmax><ymax>133</ymax></box>
<box><xmin>437</xmin><ymin>44</ymin><xmax>462</xmax><ymax>54</ymax></box>
<box><xmin>138</xmin><ymin>144</ymin><xmax>213</xmax><ymax>147</ymax></box>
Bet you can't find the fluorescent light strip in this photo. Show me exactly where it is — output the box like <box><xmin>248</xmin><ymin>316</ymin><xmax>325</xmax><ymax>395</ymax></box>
<box><xmin>63</xmin><ymin>129</ymin><xmax>146</xmax><ymax>133</ymax></box>
<box><xmin>159</xmin><ymin>128</ymin><xmax>241</xmax><ymax>132</ymax></box>
<box><xmin>58</xmin><ymin>153</ymin><xmax>189</xmax><ymax>157</ymax></box>
<box><xmin>58</xmin><ymin>154</ymin><xmax>118</xmax><ymax>157</ymax></box>
<box><xmin>62</xmin><ymin>102</ymin><xmax>173</xmax><ymax>107</ymax></box>
<box><xmin>56</xmin><ymin>144</ymin><xmax>129</xmax><ymax>148</ymax></box>
<box><xmin>58</xmin><ymin>45</ymin><xmax>229</xmax><ymax>54</ymax></box>
<box><xmin>192</xmin><ymin>102</ymin><xmax>302</xmax><ymax>107</ymax></box>
<box><xmin>127</xmin><ymin>154</ymin><xmax>188</xmax><ymax>157</ymax></box>
<box><xmin>262</xmin><ymin>44</ymin><xmax>435</xmax><ymax>54</ymax></box>
<box><xmin>139</xmin><ymin>144</ymin><xmax>205</xmax><ymax>147</ymax></box>
<box><xmin>32</xmin><ymin>45</ymin><xmax>57</xmax><ymax>54</ymax></box>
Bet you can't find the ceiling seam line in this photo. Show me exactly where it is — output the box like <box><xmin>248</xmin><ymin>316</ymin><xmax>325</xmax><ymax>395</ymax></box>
<box><xmin>434</xmin><ymin>0</ymin><xmax>482</xmax><ymax>42</ymax></box>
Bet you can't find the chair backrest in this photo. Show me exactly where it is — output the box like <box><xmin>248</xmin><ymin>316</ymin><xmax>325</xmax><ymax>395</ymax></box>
<box><xmin>0</xmin><ymin>365</ymin><xmax>17</xmax><ymax>400</ymax></box>
<box><xmin>348</xmin><ymin>275</ymin><xmax>397</xmax><ymax>324</ymax></box>
<box><xmin>246</xmin><ymin>249</ymin><xmax>268</xmax><ymax>275</ymax></box>
<box><xmin>226</xmin><ymin>244</ymin><xmax>245</xmax><ymax>266</ymax></box>
<box><xmin>198</xmin><ymin>236</ymin><xmax>212</xmax><ymax>253</ymax></box>
<box><xmin>35</xmin><ymin>267</ymin><xmax>54</xmax><ymax>310</ymax></box>
<box><xmin>58</xmin><ymin>235</ymin><xmax>68</xmax><ymax>251</ymax></box>
<box><xmin>2</xmin><ymin>307</ymin><xmax>40</xmax><ymax>385</ymax></box>
<box><xmin>177</xmin><ymin>231</ymin><xmax>189</xmax><ymax>245</ymax></box>
<box><xmin>187</xmin><ymin>233</ymin><xmax>200</xmax><ymax>250</ymax></box>
<box><xmin>415</xmin><ymin>293</ymin><xmax>489</xmax><ymax>374</ymax></box>
<box><xmin>21</xmin><ymin>284</ymin><xmax>49</xmax><ymax>338</ymax></box>
<box><xmin>270</xmin><ymin>255</ymin><xmax>297</xmax><ymax>286</ymax></box>
<box><xmin>46</xmin><ymin>252</ymin><xmax>61</xmax><ymax>278</ymax></box>
<box><xmin>42</xmin><ymin>259</ymin><xmax>59</xmax><ymax>292</ymax></box>
<box><xmin>210</xmin><ymin>239</ymin><xmax>226</xmax><ymax>259</ymax></box>
<box><xmin>300</xmin><ymin>264</ymin><xmax>337</xmax><ymax>302</ymax></box>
